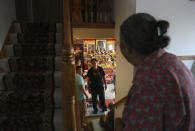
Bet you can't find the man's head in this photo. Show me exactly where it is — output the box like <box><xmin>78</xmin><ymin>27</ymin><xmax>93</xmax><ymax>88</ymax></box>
<box><xmin>91</xmin><ymin>58</ymin><xmax>98</xmax><ymax>69</ymax></box>
<box><xmin>108</xmin><ymin>102</ymin><xmax>114</xmax><ymax>110</ymax></box>
<box><xmin>76</xmin><ymin>66</ymin><xmax>83</xmax><ymax>75</ymax></box>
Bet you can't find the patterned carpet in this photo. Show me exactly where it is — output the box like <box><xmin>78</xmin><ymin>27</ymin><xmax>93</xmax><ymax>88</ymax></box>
<box><xmin>8</xmin><ymin>56</ymin><xmax>55</xmax><ymax>72</ymax></box>
<box><xmin>13</xmin><ymin>44</ymin><xmax>55</xmax><ymax>56</ymax></box>
<box><xmin>0</xmin><ymin>23</ymin><xmax>57</xmax><ymax>130</ymax></box>
<box><xmin>0</xmin><ymin>87</ymin><xmax>54</xmax><ymax>131</ymax></box>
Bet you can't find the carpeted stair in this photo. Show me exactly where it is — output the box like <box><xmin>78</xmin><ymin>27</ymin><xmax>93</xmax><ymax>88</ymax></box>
<box><xmin>0</xmin><ymin>22</ymin><xmax>64</xmax><ymax>131</ymax></box>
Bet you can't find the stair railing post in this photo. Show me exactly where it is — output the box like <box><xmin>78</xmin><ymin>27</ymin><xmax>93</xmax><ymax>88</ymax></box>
<box><xmin>62</xmin><ymin>0</ymin><xmax>81</xmax><ymax>130</ymax></box>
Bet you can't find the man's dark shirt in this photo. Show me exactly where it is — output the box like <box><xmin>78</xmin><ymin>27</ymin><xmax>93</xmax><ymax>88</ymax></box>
<box><xmin>87</xmin><ymin>66</ymin><xmax>105</xmax><ymax>89</ymax></box>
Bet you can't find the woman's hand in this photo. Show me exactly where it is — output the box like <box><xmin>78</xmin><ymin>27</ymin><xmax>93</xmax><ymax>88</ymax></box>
<box><xmin>115</xmin><ymin>117</ymin><xmax>124</xmax><ymax>131</ymax></box>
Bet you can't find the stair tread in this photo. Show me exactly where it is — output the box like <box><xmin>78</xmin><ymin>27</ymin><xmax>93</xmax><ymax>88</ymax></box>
<box><xmin>0</xmin><ymin>56</ymin><xmax>62</xmax><ymax>72</ymax></box>
<box><xmin>0</xmin><ymin>22</ymin><xmax>62</xmax><ymax>130</ymax></box>
<box><xmin>5</xmin><ymin>44</ymin><xmax>62</xmax><ymax>56</ymax></box>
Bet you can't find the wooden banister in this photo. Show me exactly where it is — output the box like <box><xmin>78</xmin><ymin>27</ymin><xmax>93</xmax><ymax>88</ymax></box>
<box><xmin>71</xmin><ymin>0</ymin><xmax>114</xmax><ymax>26</ymax></box>
<box><xmin>112</xmin><ymin>95</ymin><xmax>128</xmax><ymax>108</ymax></box>
<box><xmin>177</xmin><ymin>55</ymin><xmax>195</xmax><ymax>60</ymax></box>
<box><xmin>102</xmin><ymin>0</ymin><xmax>105</xmax><ymax>24</ymax></box>
<box><xmin>96</xmin><ymin>0</ymin><xmax>100</xmax><ymax>23</ymax></box>
<box><xmin>62</xmin><ymin>0</ymin><xmax>80</xmax><ymax>130</ymax></box>
<box><xmin>85</xmin><ymin>0</ymin><xmax>88</xmax><ymax>23</ymax></box>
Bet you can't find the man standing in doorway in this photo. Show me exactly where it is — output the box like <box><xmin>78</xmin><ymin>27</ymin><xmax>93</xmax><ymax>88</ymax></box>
<box><xmin>87</xmin><ymin>58</ymin><xmax>107</xmax><ymax>114</ymax></box>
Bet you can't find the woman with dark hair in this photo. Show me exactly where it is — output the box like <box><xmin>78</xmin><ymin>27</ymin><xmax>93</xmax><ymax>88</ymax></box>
<box><xmin>116</xmin><ymin>13</ymin><xmax>195</xmax><ymax>131</ymax></box>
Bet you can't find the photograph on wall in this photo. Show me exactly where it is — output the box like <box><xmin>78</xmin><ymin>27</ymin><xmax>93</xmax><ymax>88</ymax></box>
<box><xmin>84</xmin><ymin>39</ymin><xmax>96</xmax><ymax>54</ymax></box>
<box><xmin>88</xmin><ymin>44</ymin><xmax>95</xmax><ymax>54</ymax></box>
<box><xmin>96</xmin><ymin>40</ymin><xmax>106</xmax><ymax>52</ymax></box>
<box><xmin>106</xmin><ymin>39</ymin><xmax>116</xmax><ymax>53</ymax></box>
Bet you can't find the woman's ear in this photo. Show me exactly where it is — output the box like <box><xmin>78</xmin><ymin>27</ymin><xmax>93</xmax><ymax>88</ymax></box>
<box><xmin>120</xmin><ymin>37</ymin><xmax>132</xmax><ymax>55</ymax></box>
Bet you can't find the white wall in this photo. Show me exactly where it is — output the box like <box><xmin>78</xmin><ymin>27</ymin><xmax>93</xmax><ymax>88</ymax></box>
<box><xmin>0</xmin><ymin>0</ymin><xmax>16</xmax><ymax>49</ymax></box>
<box><xmin>137</xmin><ymin>0</ymin><xmax>195</xmax><ymax>69</ymax></box>
<box><xmin>114</xmin><ymin>0</ymin><xmax>136</xmax><ymax>117</ymax></box>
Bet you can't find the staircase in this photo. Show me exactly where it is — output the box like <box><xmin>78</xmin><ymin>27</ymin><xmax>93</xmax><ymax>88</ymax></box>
<box><xmin>0</xmin><ymin>22</ymin><xmax>64</xmax><ymax>131</ymax></box>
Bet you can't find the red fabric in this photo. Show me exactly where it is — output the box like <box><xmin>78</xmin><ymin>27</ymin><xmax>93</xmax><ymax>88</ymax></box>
<box><xmin>105</xmin><ymin>99</ymin><xmax>115</xmax><ymax>107</ymax></box>
<box><xmin>122</xmin><ymin>49</ymin><xmax>195</xmax><ymax>131</ymax></box>
<box><xmin>83</xmin><ymin>63</ymin><xmax>88</xmax><ymax>70</ymax></box>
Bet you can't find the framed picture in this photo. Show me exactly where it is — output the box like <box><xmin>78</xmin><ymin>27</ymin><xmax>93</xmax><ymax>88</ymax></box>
<box><xmin>88</xmin><ymin>44</ymin><xmax>95</xmax><ymax>54</ymax></box>
<box><xmin>106</xmin><ymin>39</ymin><xmax>116</xmax><ymax>53</ymax></box>
<box><xmin>96</xmin><ymin>40</ymin><xmax>106</xmax><ymax>52</ymax></box>
<box><xmin>84</xmin><ymin>39</ymin><xmax>96</xmax><ymax>54</ymax></box>
<box><xmin>107</xmin><ymin>43</ymin><xmax>115</xmax><ymax>52</ymax></box>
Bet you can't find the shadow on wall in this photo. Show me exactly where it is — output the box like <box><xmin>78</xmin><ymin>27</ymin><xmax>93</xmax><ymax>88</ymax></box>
<box><xmin>191</xmin><ymin>60</ymin><xmax>195</xmax><ymax>77</ymax></box>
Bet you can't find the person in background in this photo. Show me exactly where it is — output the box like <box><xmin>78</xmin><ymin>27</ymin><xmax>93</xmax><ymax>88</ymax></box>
<box><xmin>99</xmin><ymin>102</ymin><xmax>114</xmax><ymax>131</ymax></box>
<box><xmin>76</xmin><ymin>66</ymin><xmax>88</xmax><ymax>127</ymax></box>
<box><xmin>75</xmin><ymin>59</ymin><xmax>82</xmax><ymax>66</ymax></box>
<box><xmin>83</xmin><ymin>59</ymin><xmax>88</xmax><ymax>70</ymax></box>
<box><xmin>87</xmin><ymin>58</ymin><xmax>107</xmax><ymax>114</ymax></box>
<box><xmin>116</xmin><ymin>13</ymin><xmax>195</xmax><ymax>131</ymax></box>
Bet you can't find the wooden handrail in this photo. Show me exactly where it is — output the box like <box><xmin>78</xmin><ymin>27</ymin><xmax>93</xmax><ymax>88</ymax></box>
<box><xmin>71</xmin><ymin>0</ymin><xmax>114</xmax><ymax>25</ymax></box>
<box><xmin>112</xmin><ymin>95</ymin><xmax>128</xmax><ymax>108</ymax></box>
<box><xmin>112</xmin><ymin>55</ymin><xmax>195</xmax><ymax>109</ymax></box>
<box><xmin>177</xmin><ymin>55</ymin><xmax>195</xmax><ymax>60</ymax></box>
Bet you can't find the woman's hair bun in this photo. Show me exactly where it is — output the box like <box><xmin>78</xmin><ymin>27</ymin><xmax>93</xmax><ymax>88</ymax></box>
<box><xmin>120</xmin><ymin>13</ymin><xmax>170</xmax><ymax>55</ymax></box>
<box><xmin>156</xmin><ymin>20</ymin><xmax>169</xmax><ymax>36</ymax></box>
